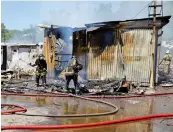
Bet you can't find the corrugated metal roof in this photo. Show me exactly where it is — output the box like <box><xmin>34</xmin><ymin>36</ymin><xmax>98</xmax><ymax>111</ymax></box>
<box><xmin>85</xmin><ymin>16</ymin><xmax>171</xmax><ymax>28</ymax></box>
<box><xmin>87</xmin><ymin>27</ymin><xmax>100</xmax><ymax>32</ymax></box>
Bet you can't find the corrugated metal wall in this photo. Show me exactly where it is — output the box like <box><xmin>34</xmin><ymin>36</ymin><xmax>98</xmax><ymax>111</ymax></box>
<box><xmin>87</xmin><ymin>29</ymin><xmax>117</xmax><ymax>80</ymax></box>
<box><xmin>122</xmin><ymin>29</ymin><xmax>152</xmax><ymax>82</ymax></box>
<box><xmin>87</xmin><ymin>29</ymin><xmax>153</xmax><ymax>83</ymax></box>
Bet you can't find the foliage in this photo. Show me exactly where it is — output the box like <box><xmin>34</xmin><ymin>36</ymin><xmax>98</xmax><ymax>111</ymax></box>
<box><xmin>1</xmin><ymin>23</ymin><xmax>14</xmax><ymax>42</ymax></box>
<box><xmin>1</xmin><ymin>23</ymin><xmax>43</xmax><ymax>43</ymax></box>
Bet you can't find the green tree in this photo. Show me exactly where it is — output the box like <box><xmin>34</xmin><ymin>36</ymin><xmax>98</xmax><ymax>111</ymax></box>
<box><xmin>1</xmin><ymin>23</ymin><xmax>15</xmax><ymax>42</ymax></box>
<box><xmin>1</xmin><ymin>23</ymin><xmax>43</xmax><ymax>43</ymax></box>
<box><xmin>1</xmin><ymin>23</ymin><xmax>7</xmax><ymax>42</ymax></box>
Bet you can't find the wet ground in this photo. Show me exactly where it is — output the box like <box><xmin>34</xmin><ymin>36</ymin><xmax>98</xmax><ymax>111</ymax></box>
<box><xmin>1</xmin><ymin>87</ymin><xmax>173</xmax><ymax>132</ymax></box>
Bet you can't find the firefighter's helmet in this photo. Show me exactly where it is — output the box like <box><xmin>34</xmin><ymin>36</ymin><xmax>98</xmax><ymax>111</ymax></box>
<box><xmin>39</xmin><ymin>54</ymin><xmax>45</xmax><ymax>60</ymax></box>
<box><xmin>166</xmin><ymin>50</ymin><xmax>170</xmax><ymax>54</ymax></box>
<box><xmin>72</xmin><ymin>55</ymin><xmax>77</xmax><ymax>59</ymax></box>
<box><xmin>39</xmin><ymin>54</ymin><xmax>44</xmax><ymax>57</ymax></box>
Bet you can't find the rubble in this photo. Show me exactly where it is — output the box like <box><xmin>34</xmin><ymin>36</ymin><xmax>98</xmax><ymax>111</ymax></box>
<box><xmin>2</xmin><ymin>68</ymin><xmax>172</xmax><ymax>96</ymax></box>
<box><xmin>1</xmin><ymin>76</ymin><xmax>131</xmax><ymax>95</ymax></box>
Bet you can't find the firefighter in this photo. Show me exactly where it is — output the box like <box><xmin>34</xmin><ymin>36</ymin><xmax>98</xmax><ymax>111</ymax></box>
<box><xmin>160</xmin><ymin>50</ymin><xmax>172</xmax><ymax>75</ymax></box>
<box><xmin>30</xmin><ymin>54</ymin><xmax>47</xmax><ymax>87</ymax></box>
<box><xmin>64</xmin><ymin>56</ymin><xmax>82</xmax><ymax>94</ymax></box>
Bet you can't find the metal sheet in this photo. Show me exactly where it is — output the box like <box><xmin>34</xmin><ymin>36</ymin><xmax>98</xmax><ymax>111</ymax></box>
<box><xmin>87</xmin><ymin>29</ymin><xmax>153</xmax><ymax>83</ymax></box>
<box><xmin>87</xmin><ymin>27</ymin><xmax>100</xmax><ymax>32</ymax></box>
<box><xmin>121</xmin><ymin>29</ymin><xmax>152</xmax><ymax>83</ymax></box>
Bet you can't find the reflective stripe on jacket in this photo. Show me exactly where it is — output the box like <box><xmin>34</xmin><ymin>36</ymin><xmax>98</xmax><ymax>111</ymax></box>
<box><xmin>35</xmin><ymin>68</ymin><xmax>47</xmax><ymax>76</ymax></box>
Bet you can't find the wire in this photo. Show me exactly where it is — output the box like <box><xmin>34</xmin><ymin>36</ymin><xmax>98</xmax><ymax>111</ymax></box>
<box><xmin>132</xmin><ymin>1</ymin><xmax>153</xmax><ymax>19</ymax></box>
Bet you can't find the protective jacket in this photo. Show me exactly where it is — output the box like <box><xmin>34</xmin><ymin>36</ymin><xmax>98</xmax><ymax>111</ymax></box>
<box><xmin>35</xmin><ymin>59</ymin><xmax>47</xmax><ymax>69</ymax></box>
<box><xmin>65</xmin><ymin>58</ymin><xmax>79</xmax><ymax>75</ymax></box>
<box><xmin>33</xmin><ymin>59</ymin><xmax>47</xmax><ymax>77</ymax></box>
<box><xmin>163</xmin><ymin>54</ymin><xmax>172</xmax><ymax>65</ymax></box>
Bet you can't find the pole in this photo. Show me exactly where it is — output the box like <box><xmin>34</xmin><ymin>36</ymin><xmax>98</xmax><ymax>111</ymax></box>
<box><xmin>157</xmin><ymin>1</ymin><xmax>163</xmax><ymax>83</ymax></box>
<box><xmin>150</xmin><ymin>0</ymin><xmax>157</xmax><ymax>88</ymax></box>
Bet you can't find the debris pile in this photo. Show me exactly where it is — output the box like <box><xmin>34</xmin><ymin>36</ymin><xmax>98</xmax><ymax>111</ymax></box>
<box><xmin>78</xmin><ymin>78</ymin><xmax>130</xmax><ymax>95</ymax></box>
<box><xmin>2</xmin><ymin>76</ymin><xmax>132</xmax><ymax>95</ymax></box>
<box><xmin>2</xmin><ymin>70</ymin><xmax>155</xmax><ymax>96</ymax></box>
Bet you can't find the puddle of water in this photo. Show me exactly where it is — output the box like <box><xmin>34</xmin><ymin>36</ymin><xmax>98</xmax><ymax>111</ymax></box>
<box><xmin>1</xmin><ymin>95</ymin><xmax>173</xmax><ymax>132</ymax></box>
<box><xmin>1</xmin><ymin>96</ymin><xmax>49</xmax><ymax>107</ymax></box>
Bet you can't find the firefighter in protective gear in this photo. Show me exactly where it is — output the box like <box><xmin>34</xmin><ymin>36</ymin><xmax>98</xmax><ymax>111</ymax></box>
<box><xmin>64</xmin><ymin>56</ymin><xmax>82</xmax><ymax>94</ymax></box>
<box><xmin>161</xmin><ymin>50</ymin><xmax>172</xmax><ymax>75</ymax></box>
<box><xmin>30</xmin><ymin>54</ymin><xmax>47</xmax><ymax>87</ymax></box>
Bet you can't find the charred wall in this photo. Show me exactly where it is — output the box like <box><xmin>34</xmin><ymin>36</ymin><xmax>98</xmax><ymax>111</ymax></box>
<box><xmin>73</xmin><ymin>16</ymin><xmax>170</xmax><ymax>83</ymax></box>
<box><xmin>73</xmin><ymin>29</ymin><xmax>88</xmax><ymax>79</ymax></box>
<box><xmin>86</xmin><ymin>28</ymin><xmax>154</xmax><ymax>82</ymax></box>
<box><xmin>43</xmin><ymin>27</ymin><xmax>83</xmax><ymax>78</ymax></box>
<box><xmin>43</xmin><ymin>16</ymin><xmax>170</xmax><ymax>81</ymax></box>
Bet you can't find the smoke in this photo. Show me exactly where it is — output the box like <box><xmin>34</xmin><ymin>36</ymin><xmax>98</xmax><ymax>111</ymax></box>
<box><xmin>7</xmin><ymin>26</ymin><xmax>44</xmax><ymax>44</ymax></box>
<box><xmin>40</xmin><ymin>1</ymin><xmax>172</xmax><ymax>39</ymax></box>
<box><xmin>41</xmin><ymin>1</ymin><xmax>173</xmax><ymax>59</ymax></box>
<box><xmin>40</xmin><ymin>1</ymin><xmax>173</xmax><ymax>78</ymax></box>
<box><xmin>40</xmin><ymin>1</ymin><xmax>148</xmax><ymax>25</ymax></box>
<box><xmin>160</xmin><ymin>40</ymin><xmax>173</xmax><ymax>58</ymax></box>
<box><xmin>3</xmin><ymin>1</ymin><xmax>172</xmax><ymax>71</ymax></box>
<box><xmin>4</xmin><ymin>1</ymin><xmax>173</xmax><ymax>45</ymax></box>
<box><xmin>56</xmin><ymin>38</ymin><xmax>72</xmax><ymax>55</ymax></box>
<box><xmin>40</xmin><ymin>2</ymin><xmax>120</xmax><ymax>27</ymax></box>
<box><xmin>160</xmin><ymin>1</ymin><xmax>173</xmax><ymax>57</ymax></box>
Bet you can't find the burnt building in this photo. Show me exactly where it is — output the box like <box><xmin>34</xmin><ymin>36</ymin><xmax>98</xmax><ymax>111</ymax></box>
<box><xmin>43</xmin><ymin>16</ymin><xmax>171</xmax><ymax>84</ymax></box>
<box><xmin>1</xmin><ymin>43</ymin><xmax>43</xmax><ymax>71</ymax></box>
<box><xmin>43</xmin><ymin>26</ymin><xmax>85</xmax><ymax>78</ymax></box>
<box><xmin>72</xmin><ymin>16</ymin><xmax>171</xmax><ymax>84</ymax></box>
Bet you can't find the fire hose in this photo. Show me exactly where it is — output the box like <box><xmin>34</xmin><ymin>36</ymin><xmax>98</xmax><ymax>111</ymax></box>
<box><xmin>2</xmin><ymin>113</ymin><xmax>173</xmax><ymax>130</ymax></box>
<box><xmin>1</xmin><ymin>92</ymin><xmax>173</xmax><ymax>131</ymax></box>
<box><xmin>3</xmin><ymin>93</ymin><xmax>119</xmax><ymax>118</ymax></box>
<box><xmin>2</xmin><ymin>91</ymin><xmax>173</xmax><ymax>98</ymax></box>
<box><xmin>1</xmin><ymin>104</ymin><xmax>27</xmax><ymax>115</ymax></box>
